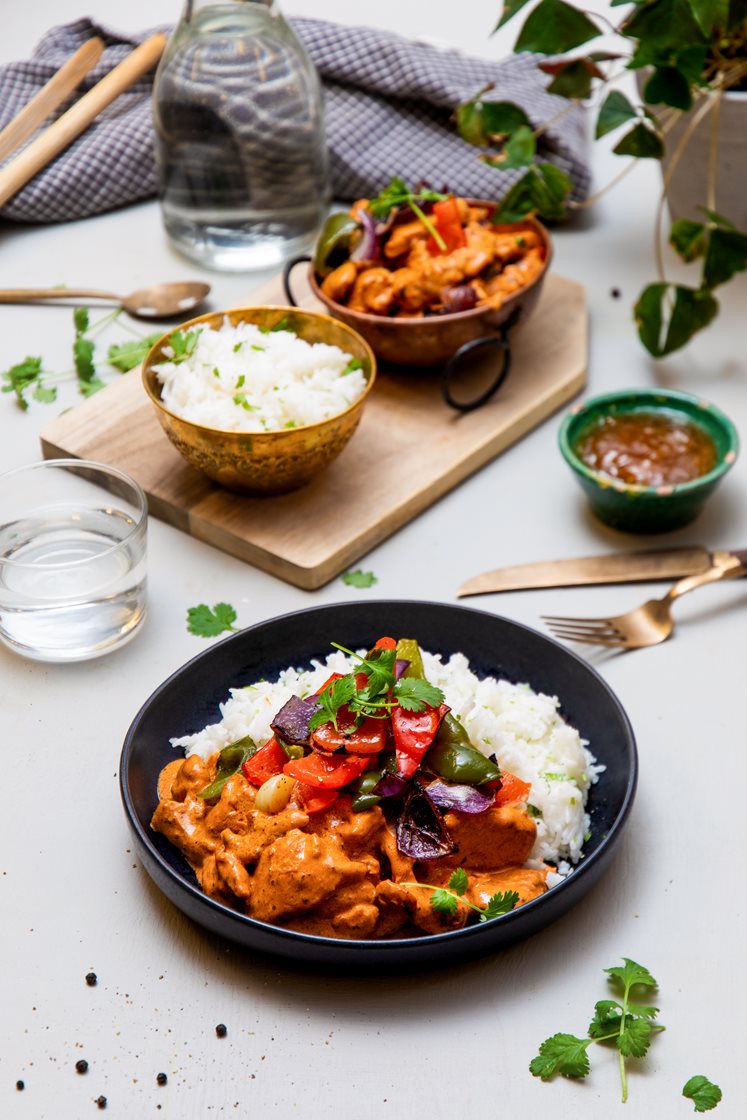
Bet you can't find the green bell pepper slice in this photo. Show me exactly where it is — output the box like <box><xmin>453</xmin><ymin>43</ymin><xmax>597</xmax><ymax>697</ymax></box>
<box><xmin>395</xmin><ymin>638</ymin><xmax>501</xmax><ymax>785</ymax></box>
<box><xmin>313</xmin><ymin>212</ymin><xmax>360</xmax><ymax>277</ymax></box>
<box><xmin>350</xmin><ymin>768</ymin><xmax>384</xmax><ymax>812</ymax></box>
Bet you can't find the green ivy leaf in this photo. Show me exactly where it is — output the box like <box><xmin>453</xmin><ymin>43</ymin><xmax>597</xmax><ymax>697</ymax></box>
<box><xmin>493</xmin><ymin>163</ymin><xmax>572</xmax><ymax>222</ymax></box>
<box><xmin>698</xmin><ymin>207</ymin><xmax>736</xmax><ymax>228</ymax></box>
<box><xmin>703</xmin><ymin>227</ymin><xmax>747</xmax><ymax>288</ymax></box>
<box><xmin>493</xmin><ymin>124</ymin><xmax>536</xmax><ymax>169</ymax></box>
<box><xmin>613</xmin><ymin>122</ymin><xmax>664</xmax><ymax>159</ymax></box>
<box><xmin>634</xmin><ymin>283</ymin><xmax>719</xmax><ymax>356</ymax></box>
<box><xmin>688</xmin><ymin>0</ymin><xmax>729</xmax><ymax>35</ymax></box>
<box><xmin>643</xmin><ymin>66</ymin><xmax>693</xmax><ymax>111</ymax></box>
<box><xmin>494</xmin><ymin>0</ymin><xmax>535</xmax><ymax>30</ymax></box>
<box><xmin>670</xmin><ymin>218</ymin><xmax>707</xmax><ymax>261</ymax></box>
<box><xmin>595</xmin><ymin>90</ymin><xmax>638</xmax><ymax>138</ymax></box>
<box><xmin>457</xmin><ymin>99</ymin><xmax>531</xmax><ymax>147</ymax></box>
<box><xmin>624</xmin><ymin>0</ymin><xmax>708</xmax><ymax>68</ymax></box>
<box><xmin>543</xmin><ymin>59</ymin><xmax>598</xmax><ymax>99</ymax></box>
<box><xmin>515</xmin><ymin>0</ymin><xmax>600</xmax><ymax>54</ymax></box>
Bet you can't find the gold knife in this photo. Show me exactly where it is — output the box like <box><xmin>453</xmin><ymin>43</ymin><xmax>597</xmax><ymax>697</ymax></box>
<box><xmin>457</xmin><ymin>546</ymin><xmax>714</xmax><ymax>597</ymax></box>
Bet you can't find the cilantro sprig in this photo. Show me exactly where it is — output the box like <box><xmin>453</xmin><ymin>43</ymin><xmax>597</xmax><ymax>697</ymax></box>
<box><xmin>341</xmin><ymin>568</ymin><xmax>377</xmax><ymax>588</ymax></box>
<box><xmin>187</xmin><ymin>602</ymin><xmax>239</xmax><ymax>638</ymax></box>
<box><xmin>307</xmin><ymin>642</ymin><xmax>444</xmax><ymax>733</ymax></box>
<box><xmin>530</xmin><ymin>958</ymin><xmax>666</xmax><ymax>1103</ymax></box>
<box><xmin>402</xmin><ymin>868</ymin><xmax>519</xmax><ymax>922</ymax></box>
<box><xmin>367</xmin><ymin>176</ymin><xmax>450</xmax><ymax>251</ymax></box>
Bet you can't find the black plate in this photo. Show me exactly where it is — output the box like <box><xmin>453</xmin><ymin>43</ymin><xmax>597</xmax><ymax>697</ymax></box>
<box><xmin>120</xmin><ymin>601</ymin><xmax>637</xmax><ymax>967</ymax></box>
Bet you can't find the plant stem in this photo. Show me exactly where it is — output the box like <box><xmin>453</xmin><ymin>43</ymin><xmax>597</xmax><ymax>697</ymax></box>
<box><xmin>706</xmin><ymin>87</ymin><xmax>722</xmax><ymax>218</ymax></box>
<box><xmin>410</xmin><ymin>201</ymin><xmax>446</xmax><ymax>251</ymax></box>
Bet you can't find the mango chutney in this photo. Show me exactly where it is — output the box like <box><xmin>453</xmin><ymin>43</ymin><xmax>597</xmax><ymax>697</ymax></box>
<box><xmin>575</xmin><ymin>411</ymin><xmax>718</xmax><ymax>488</ymax></box>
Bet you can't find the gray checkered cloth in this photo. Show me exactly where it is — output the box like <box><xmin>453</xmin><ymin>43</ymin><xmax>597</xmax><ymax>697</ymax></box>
<box><xmin>0</xmin><ymin>17</ymin><xmax>590</xmax><ymax>224</ymax></box>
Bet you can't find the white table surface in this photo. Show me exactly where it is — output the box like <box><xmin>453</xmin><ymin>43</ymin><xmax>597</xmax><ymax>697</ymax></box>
<box><xmin>1</xmin><ymin>3</ymin><xmax>745</xmax><ymax>1117</ymax></box>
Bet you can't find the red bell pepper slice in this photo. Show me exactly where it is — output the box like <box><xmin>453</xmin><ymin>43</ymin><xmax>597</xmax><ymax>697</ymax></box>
<box><xmin>374</xmin><ymin>636</ymin><xmax>396</xmax><ymax>651</ymax></box>
<box><xmin>392</xmin><ymin>702</ymin><xmax>449</xmax><ymax>779</ymax></box>
<box><xmin>242</xmin><ymin>737</ymin><xmax>288</xmax><ymax>788</ymax></box>
<box><xmin>427</xmin><ymin>198</ymin><xmax>467</xmax><ymax>255</ymax></box>
<box><xmin>490</xmin><ymin>770</ymin><xmax>532</xmax><ymax>806</ymax></box>
<box><xmin>284</xmin><ymin>751</ymin><xmax>369</xmax><ymax>789</ymax></box>
<box><xmin>312</xmin><ymin>714</ymin><xmax>387</xmax><ymax>755</ymax></box>
<box><xmin>295</xmin><ymin>783</ymin><xmax>338</xmax><ymax>814</ymax></box>
<box><xmin>314</xmin><ymin>672</ymin><xmax>343</xmax><ymax>696</ymax></box>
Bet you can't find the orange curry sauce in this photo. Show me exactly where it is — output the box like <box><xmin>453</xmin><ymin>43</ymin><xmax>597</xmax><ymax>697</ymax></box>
<box><xmin>576</xmin><ymin>411</ymin><xmax>718</xmax><ymax>488</ymax></box>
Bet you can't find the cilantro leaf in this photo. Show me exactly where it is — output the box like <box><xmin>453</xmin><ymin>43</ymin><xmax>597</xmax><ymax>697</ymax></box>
<box><xmin>342</xmin><ymin>357</ymin><xmax>363</xmax><ymax>375</ymax></box>
<box><xmin>73</xmin><ymin>334</ymin><xmax>96</xmax><ymax>383</ymax></box>
<box><xmin>1</xmin><ymin>356</ymin><xmax>44</xmax><ymax>409</ymax></box>
<box><xmin>80</xmin><ymin>375</ymin><xmax>106</xmax><ymax>398</ymax></box>
<box><xmin>617</xmin><ymin>1016</ymin><xmax>653</xmax><ymax>1058</ymax></box>
<box><xmin>307</xmin><ymin>674</ymin><xmax>356</xmax><ymax>732</ymax></box>
<box><xmin>107</xmin><ymin>334</ymin><xmax>162</xmax><ymax>372</ymax></box>
<box><xmin>682</xmin><ymin>1076</ymin><xmax>722</xmax><ymax>1113</ymax></box>
<box><xmin>529</xmin><ymin>1034</ymin><xmax>591</xmax><ymax>1080</ymax></box>
<box><xmin>341</xmin><ymin>568</ymin><xmax>378</xmax><ymax>588</ymax></box>
<box><xmin>33</xmin><ymin>383</ymin><xmax>57</xmax><ymax>403</ymax></box>
<box><xmin>73</xmin><ymin>307</ymin><xmax>90</xmax><ymax>334</ymax></box>
<box><xmin>430</xmin><ymin>888</ymin><xmax>459</xmax><ymax>916</ymax></box>
<box><xmin>480</xmin><ymin>889</ymin><xmax>519</xmax><ymax>920</ymax></box>
<box><xmin>187</xmin><ymin>602</ymin><xmax>239</xmax><ymax>637</ymax></box>
<box><xmin>588</xmin><ymin>999</ymin><xmax>623</xmax><ymax>1038</ymax></box>
<box><xmin>392</xmin><ymin>677</ymin><xmax>444</xmax><ymax>711</ymax></box>
<box><xmin>605</xmin><ymin>958</ymin><xmax>658</xmax><ymax>993</ymax></box>
<box><xmin>448</xmin><ymin>868</ymin><xmax>469</xmax><ymax>895</ymax></box>
<box><xmin>169</xmin><ymin>329</ymin><xmax>202</xmax><ymax>363</ymax></box>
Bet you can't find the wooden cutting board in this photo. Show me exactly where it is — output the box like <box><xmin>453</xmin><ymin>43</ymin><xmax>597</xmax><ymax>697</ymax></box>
<box><xmin>40</xmin><ymin>271</ymin><xmax>587</xmax><ymax>589</ymax></box>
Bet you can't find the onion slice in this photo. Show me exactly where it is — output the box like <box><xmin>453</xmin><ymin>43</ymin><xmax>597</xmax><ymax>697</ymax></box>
<box><xmin>270</xmin><ymin>695</ymin><xmax>319</xmax><ymax>746</ymax></box>
<box><xmin>396</xmin><ymin>781</ymin><xmax>456</xmax><ymax>860</ymax></box>
<box><xmin>425</xmin><ymin>780</ymin><xmax>495</xmax><ymax>814</ymax></box>
<box><xmin>350</xmin><ymin>208</ymin><xmax>380</xmax><ymax>262</ymax></box>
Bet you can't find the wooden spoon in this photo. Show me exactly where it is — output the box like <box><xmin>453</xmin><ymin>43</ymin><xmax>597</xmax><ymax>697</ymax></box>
<box><xmin>0</xmin><ymin>281</ymin><xmax>211</xmax><ymax>319</ymax></box>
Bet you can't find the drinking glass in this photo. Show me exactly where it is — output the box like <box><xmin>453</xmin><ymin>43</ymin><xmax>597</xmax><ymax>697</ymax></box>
<box><xmin>0</xmin><ymin>459</ymin><xmax>147</xmax><ymax>662</ymax></box>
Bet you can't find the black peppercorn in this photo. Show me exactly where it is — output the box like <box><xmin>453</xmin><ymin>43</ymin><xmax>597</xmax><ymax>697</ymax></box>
<box><xmin>16</xmin><ymin>1080</ymin><xmax>25</xmax><ymax>1091</ymax></box>
<box><xmin>610</xmin><ymin>287</ymin><xmax>621</xmax><ymax>299</ymax></box>
<box><xmin>76</xmin><ymin>1060</ymin><xmax>89</xmax><ymax>1075</ymax></box>
<box><xmin>85</xmin><ymin>972</ymin><xmax>98</xmax><ymax>987</ymax></box>
<box><xmin>215</xmin><ymin>1023</ymin><xmax>227</xmax><ymax>1038</ymax></box>
<box><xmin>156</xmin><ymin>1072</ymin><xmax>167</xmax><ymax>1086</ymax></box>
<box><xmin>96</xmin><ymin>1095</ymin><xmax>107</xmax><ymax>1109</ymax></box>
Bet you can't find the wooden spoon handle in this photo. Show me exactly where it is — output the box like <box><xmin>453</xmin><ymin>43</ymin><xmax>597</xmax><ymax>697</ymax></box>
<box><xmin>0</xmin><ymin>37</ymin><xmax>105</xmax><ymax>163</ymax></box>
<box><xmin>0</xmin><ymin>288</ymin><xmax>120</xmax><ymax>303</ymax></box>
<box><xmin>0</xmin><ymin>33</ymin><xmax>167</xmax><ymax>208</ymax></box>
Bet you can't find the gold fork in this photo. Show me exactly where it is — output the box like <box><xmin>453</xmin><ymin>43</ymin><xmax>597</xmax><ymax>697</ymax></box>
<box><xmin>543</xmin><ymin>549</ymin><xmax>747</xmax><ymax>649</ymax></box>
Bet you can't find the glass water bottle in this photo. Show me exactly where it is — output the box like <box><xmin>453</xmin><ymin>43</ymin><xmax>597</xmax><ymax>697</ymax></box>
<box><xmin>152</xmin><ymin>0</ymin><xmax>330</xmax><ymax>271</ymax></box>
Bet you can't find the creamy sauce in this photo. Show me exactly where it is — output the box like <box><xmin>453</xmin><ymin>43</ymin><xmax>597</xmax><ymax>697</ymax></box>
<box><xmin>576</xmin><ymin>411</ymin><xmax>718</xmax><ymax>487</ymax></box>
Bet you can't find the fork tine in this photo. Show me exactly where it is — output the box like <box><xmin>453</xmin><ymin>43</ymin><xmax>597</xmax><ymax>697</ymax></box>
<box><xmin>550</xmin><ymin>633</ymin><xmax>633</xmax><ymax>648</ymax></box>
<box><xmin>541</xmin><ymin>614</ymin><xmax>615</xmax><ymax>628</ymax></box>
<box><xmin>545</xmin><ymin>622</ymin><xmax>622</xmax><ymax>638</ymax></box>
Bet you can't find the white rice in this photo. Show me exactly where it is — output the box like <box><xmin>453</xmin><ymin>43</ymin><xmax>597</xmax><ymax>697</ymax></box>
<box><xmin>172</xmin><ymin>649</ymin><xmax>602</xmax><ymax>875</ymax></box>
<box><xmin>154</xmin><ymin>318</ymin><xmax>367</xmax><ymax>433</ymax></box>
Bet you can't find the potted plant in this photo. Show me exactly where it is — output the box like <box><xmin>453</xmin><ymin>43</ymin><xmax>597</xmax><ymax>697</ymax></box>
<box><xmin>457</xmin><ymin>0</ymin><xmax>747</xmax><ymax>356</ymax></box>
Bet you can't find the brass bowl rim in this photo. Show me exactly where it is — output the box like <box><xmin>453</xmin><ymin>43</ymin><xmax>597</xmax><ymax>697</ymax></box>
<box><xmin>142</xmin><ymin>304</ymin><xmax>377</xmax><ymax>439</ymax></box>
<box><xmin>310</xmin><ymin>210</ymin><xmax>553</xmax><ymax>328</ymax></box>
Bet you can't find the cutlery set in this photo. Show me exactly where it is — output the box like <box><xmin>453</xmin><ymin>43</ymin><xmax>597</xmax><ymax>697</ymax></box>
<box><xmin>461</xmin><ymin>547</ymin><xmax>747</xmax><ymax>649</ymax></box>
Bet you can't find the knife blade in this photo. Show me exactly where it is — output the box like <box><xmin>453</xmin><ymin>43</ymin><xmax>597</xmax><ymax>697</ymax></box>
<box><xmin>457</xmin><ymin>547</ymin><xmax>713</xmax><ymax>597</ymax></box>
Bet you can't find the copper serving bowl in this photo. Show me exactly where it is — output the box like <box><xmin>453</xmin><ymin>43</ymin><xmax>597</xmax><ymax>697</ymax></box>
<box><xmin>142</xmin><ymin>306</ymin><xmax>376</xmax><ymax>496</ymax></box>
<box><xmin>285</xmin><ymin>206</ymin><xmax>553</xmax><ymax>370</ymax></box>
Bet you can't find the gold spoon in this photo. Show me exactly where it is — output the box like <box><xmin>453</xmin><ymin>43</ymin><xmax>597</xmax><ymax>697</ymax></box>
<box><xmin>0</xmin><ymin>281</ymin><xmax>211</xmax><ymax>320</ymax></box>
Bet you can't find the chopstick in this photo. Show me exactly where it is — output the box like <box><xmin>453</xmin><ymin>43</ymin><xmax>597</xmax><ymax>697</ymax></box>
<box><xmin>0</xmin><ymin>37</ymin><xmax>105</xmax><ymax>163</ymax></box>
<box><xmin>0</xmin><ymin>33</ymin><xmax>167</xmax><ymax>209</ymax></box>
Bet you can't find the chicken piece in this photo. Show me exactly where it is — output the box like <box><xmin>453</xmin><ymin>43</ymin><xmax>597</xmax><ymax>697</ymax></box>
<box><xmin>383</xmin><ymin>219</ymin><xmax>429</xmax><ymax>259</ymax></box>
<box><xmin>151</xmin><ymin>794</ymin><xmax>216</xmax><ymax>865</ymax></box>
<box><xmin>467</xmin><ymin>866</ymin><xmax>550</xmax><ymax>909</ymax></box>
<box><xmin>439</xmin><ymin>804</ymin><xmax>537</xmax><ymax>872</ymax></box>
<box><xmin>162</xmin><ymin>753</ymin><xmax>213</xmax><ymax>802</ymax></box>
<box><xmin>492</xmin><ymin>228</ymin><xmax>541</xmax><ymax>263</ymax></box>
<box><xmin>467</xmin><ymin>205</ymin><xmax>490</xmax><ymax>223</ymax></box>
<box><xmin>283</xmin><ymin>882</ymin><xmax>380</xmax><ymax>939</ymax></box>
<box><xmin>375</xmin><ymin>878</ymin><xmax>469</xmax><ymax>936</ymax></box>
<box><xmin>248</xmin><ymin>828</ymin><xmax>375</xmax><ymax>924</ymax></box>
<box><xmin>348</xmin><ymin>267</ymin><xmax>396</xmax><ymax>315</ymax></box>
<box><xmin>215</xmin><ymin>847</ymin><xmax>253</xmax><ymax>901</ymax></box>
<box><xmin>485</xmin><ymin>247</ymin><xmax>545</xmax><ymax>299</ymax></box>
<box><xmin>220</xmin><ymin>807</ymin><xmax>310</xmax><ymax>866</ymax></box>
<box><xmin>197</xmin><ymin>853</ymin><xmax>236</xmax><ymax>905</ymax></box>
<box><xmin>320</xmin><ymin>260</ymin><xmax>358</xmax><ymax>304</ymax></box>
<box><xmin>400</xmin><ymin>223</ymin><xmax>499</xmax><ymax>311</ymax></box>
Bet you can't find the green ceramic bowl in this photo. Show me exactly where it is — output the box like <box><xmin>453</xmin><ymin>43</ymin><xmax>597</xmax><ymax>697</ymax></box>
<box><xmin>559</xmin><ymin>389</ymin><xmax>739</xmax><ymax>532</ymax></box>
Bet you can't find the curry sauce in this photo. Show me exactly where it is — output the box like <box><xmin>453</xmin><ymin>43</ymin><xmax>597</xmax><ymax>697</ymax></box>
<box><xmin>152</xmin><ymin>751</ymin><xmax>550</xmax><ymax>940</ymax></box>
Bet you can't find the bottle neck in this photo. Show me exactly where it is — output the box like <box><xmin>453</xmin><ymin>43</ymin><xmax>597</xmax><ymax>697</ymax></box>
<box><xmin>185</xmin><ymin>0</ymin><xmax>274</xmax><ymax>16</ymax></box>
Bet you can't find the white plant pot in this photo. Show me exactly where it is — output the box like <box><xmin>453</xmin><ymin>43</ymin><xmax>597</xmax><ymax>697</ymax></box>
<box><xmin>659</xmin><ymin>89</ymin><xmax>747</xmax><ymax>228</ymax></box>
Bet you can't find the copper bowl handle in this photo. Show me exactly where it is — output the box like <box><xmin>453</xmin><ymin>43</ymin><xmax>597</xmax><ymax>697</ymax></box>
<box><xmin>441</xmin><ymin>334</ymin><xmax>512</xmax><ymax>413</ymax></box>
<box><xmin>283</xmin><ymin>255</ymin><xmax>312</xmax><ymax>307</ymax></box>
